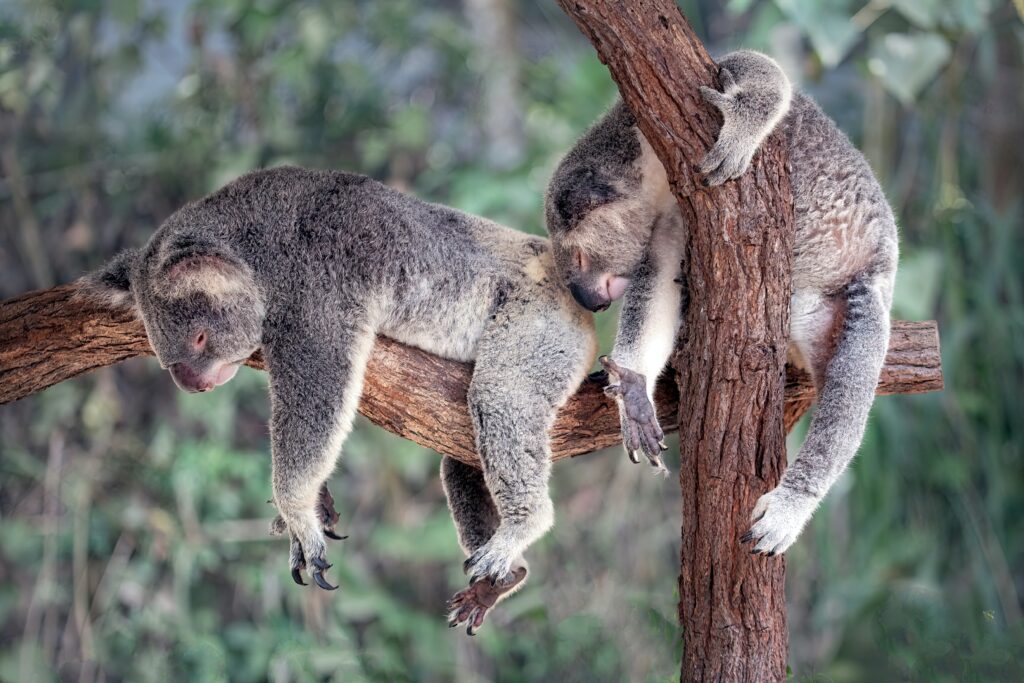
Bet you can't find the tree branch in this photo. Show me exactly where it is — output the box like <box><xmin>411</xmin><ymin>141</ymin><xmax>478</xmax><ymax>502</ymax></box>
<box><xmin>2</xmin><ymin>284</ymin><xmax>941</xmax><ymax>468</ymax></box>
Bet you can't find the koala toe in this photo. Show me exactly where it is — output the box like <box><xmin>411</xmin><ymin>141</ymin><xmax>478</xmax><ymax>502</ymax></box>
<box><xmin>743</xmin><ymin>485</ymin><xmax>818</xmax><ymax>556</ymax></box>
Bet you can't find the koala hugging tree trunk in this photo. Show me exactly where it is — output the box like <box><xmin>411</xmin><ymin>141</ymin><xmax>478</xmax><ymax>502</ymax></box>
<box><xmin>557</xmin><ymin>1</ymin><xmax>794</xmax><ymax>680</ymax></box>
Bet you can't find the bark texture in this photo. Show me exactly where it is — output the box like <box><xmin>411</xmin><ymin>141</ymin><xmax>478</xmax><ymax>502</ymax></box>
<box><xmin>0</xmin><ymin>284</ymin><xmax>941</xmax><ymax>469</ymax></box>
<box><xmin>556</xmin><ymin>1</ymin><xmax>791</xmax><ymax>680</ymax></box>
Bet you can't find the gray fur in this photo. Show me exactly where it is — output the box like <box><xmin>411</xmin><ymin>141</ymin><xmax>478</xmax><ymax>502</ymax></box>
<box><xmin>82</xmin><ymin>166</ymin><xmax>596</xmax><ymax>623</ymax></box>
<box><xmin>546</xmin><ymin>50</ymin><xmax>898</xmax><ymax>555</ymax></box>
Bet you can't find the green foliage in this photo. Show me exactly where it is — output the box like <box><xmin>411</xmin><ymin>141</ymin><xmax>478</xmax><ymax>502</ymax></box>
<box><xmin>0</xmin><ymin>0</ymin><xmax>1022</xmax><ymax>681</ymax></box>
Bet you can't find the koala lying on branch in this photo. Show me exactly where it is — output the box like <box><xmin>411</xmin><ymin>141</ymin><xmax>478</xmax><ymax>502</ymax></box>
<box><xmin>547</xmin><ymin>50</ymin><xmax>899</xmax><ymax>556</ymax></box>
<box><xmin>82</xmin><ymin>166</ymin><xmax>596</xmax><ymax>634</ymax></box>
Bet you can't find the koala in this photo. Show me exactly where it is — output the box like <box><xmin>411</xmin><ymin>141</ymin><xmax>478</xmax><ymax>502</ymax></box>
<box><xmin>82</xmin><ymin>166</ymin><xmax>596</xmax><ymax>634</ymax></box>
<box><xmin>546</xmin><ymin>50</ymin><xmax>898</xmax><ymax>556</ymax></box>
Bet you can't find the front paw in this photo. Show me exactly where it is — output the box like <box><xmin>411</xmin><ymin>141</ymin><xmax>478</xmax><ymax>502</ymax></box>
<box><xmin>463</xmin><ymin>539</ymin><xmax>518</xmax><ymax>586</ymax></box>
<box><xmin>698</xmin><ymin>85</ymin><xmax>756</xmax><ymax>186</ymax></box>
<box><xmin>273</xmin><ymin>506</ymin><xmax>343</xmax><ymax>591</ymax></box>
<box><xmin>599</xmin><ymin>356</ymin><xmax>667</xmax><ymax>473</ymax></box>
<box><xmin>741</xmin><ymin>485</ymin><xmax>819</xmax><ymax>556</ymax></box>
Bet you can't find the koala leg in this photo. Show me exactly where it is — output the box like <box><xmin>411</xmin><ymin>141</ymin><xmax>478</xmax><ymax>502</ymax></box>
<box><xmin>447</xmin><ymin>295</ymin><xmax>593</xmax><ymax>634</ymax></box>
<box><xmin>264</xmin><ymin>319</ymin><xmax>376</xmax><ymax>590</ymax></box>
<box><xmin>441</xmin><ymin>456</ymin><xmax>527</xmax><ymax>635</ymax></box>
<box><xmin>744</xmin><ymin>273</ymin><xmax>892</xmax><ymax>555</ymax></box>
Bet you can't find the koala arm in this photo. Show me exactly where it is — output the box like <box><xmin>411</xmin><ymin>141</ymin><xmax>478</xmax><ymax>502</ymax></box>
<box><xmin>610</xmin><ymin>253</ymin><xmax>682</xmax><ymax>400</ymax></box>
<box><xmin>699</xmin><ymin>50</ymin><xmax>793</xmax><ymax>186</ymax></box>
<box><xmin>603</xmin><ymin>231</ymin><xmax>684</xmax><ymax>470</ymax></box>
<box><xmin>264</xmin><ymin>308</ymin><xmax>377</xmax><ymax>589</ymax></box>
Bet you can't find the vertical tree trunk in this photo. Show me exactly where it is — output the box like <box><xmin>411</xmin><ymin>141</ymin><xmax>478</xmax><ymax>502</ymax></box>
<box><xmin>555</xmin><ymin>2</ymin><xmax>793</xmax><ymax>680</ymax></box>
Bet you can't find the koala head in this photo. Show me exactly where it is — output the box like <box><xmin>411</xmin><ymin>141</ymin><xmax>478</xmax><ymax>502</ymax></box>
<box><xmin>544</xmin><ymin>165</ymin><xmax>655</xmax><ymax>312</ymax></box>
<box><xmin>82</xmin><ymin>224</ymin><xmax>265</xmax><ymax>393</ymax></box>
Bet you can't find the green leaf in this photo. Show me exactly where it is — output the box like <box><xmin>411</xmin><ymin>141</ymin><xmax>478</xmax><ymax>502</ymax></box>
<box><xmin>868</xmin><ymin>32</ymin><xmax>952</xmax><ymax>104</ymax></box>
<box><xmin>774</xmin><ymin>0</ymin><xmax>861</xmax><ymax>67</ymax></box>
<box><xmin>891</xmin><ymin>0</ymin><xmax>943</xmax><ymax>29</ymax></box>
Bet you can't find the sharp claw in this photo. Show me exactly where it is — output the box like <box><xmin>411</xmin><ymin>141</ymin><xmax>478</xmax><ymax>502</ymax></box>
<box><xmin>659</xmin><ymin>440</ymin><xmax>668</xmax><ymax>451</ymax></box>
<box><xmin>766</xmin><ymin>551</ymin><xmax>776</xmax><ymax>557</ymax></box>
<box><xmin>324</xmin><ymin>530</ymin><xmax>347</xmax><ymax>541</ymax></box>
<box><xmin>312</xmin><ymin>571</ymin><xmax>338</xmax><ymax>591</ymax></box>
<box><xmin>740</xmin><ymin>530</ymin><xmax>753</xmax><ymax>544</ymax></box>
<box><xmin>628</xmin><ymin>449</ymin><xmax>641</xmax><ymax>464</ymax></box>
<box><xmin>291</xmin><ymin>568</ymin><xmax>307</xmax><ymax>586</ymax></box>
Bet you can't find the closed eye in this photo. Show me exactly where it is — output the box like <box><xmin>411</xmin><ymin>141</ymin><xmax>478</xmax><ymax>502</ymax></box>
<box><xmin>192</xmin><ymin>330</ymin><xmax>207</xmax><ymax>351</ymax></box>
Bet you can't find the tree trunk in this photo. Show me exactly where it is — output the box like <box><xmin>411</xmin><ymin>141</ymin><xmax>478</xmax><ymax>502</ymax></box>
<box><xmin>555</xmin><ymin>1</ymin><xmax>793</xmax><ymax>679</ymax></box>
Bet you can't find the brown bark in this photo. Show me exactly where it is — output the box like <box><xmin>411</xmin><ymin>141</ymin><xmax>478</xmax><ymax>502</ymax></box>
<box><xmin>555</xmin><ymin>1</ymin><xmax>789</xmax><ymax>679</ymax></box>
<box><xmin>1</xmin><ymin>283</ymin><xmax>941</xmax><ymax>466</ymax></box>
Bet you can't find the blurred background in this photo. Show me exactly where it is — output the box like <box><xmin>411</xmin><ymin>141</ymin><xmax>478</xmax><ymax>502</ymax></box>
<box><xmin>0</xmin><ymin>0</ymin><xmax>1022</xmax><ymax>681</ymax></box>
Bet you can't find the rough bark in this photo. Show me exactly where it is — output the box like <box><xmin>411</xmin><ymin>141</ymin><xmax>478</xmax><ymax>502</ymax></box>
<box><xmin>1</xmin><ymin>283</ymin><xmax>941</xmax><ymax>466</ymax></box>
<box><xmin>555</xmin><ymin>1</ymin><xmax>790</xmax><ymax>680</ymax></box>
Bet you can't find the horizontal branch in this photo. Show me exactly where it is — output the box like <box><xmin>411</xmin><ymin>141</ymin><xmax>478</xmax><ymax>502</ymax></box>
<box><xmin>0</xmin><ymin>284</ymin><xmax>943</xmax><ymax>466</ymax></box>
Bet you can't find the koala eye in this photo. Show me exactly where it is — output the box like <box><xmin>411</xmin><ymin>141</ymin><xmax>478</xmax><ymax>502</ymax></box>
<box><xmin>192</xmin><ymin>330</ymin><xmax>208</xmax><ymax>352</ymax></box>
<box><xmin>574</xmin><ymin>249</ymin><xmax>589</xmax><ymax>272</ymax></box>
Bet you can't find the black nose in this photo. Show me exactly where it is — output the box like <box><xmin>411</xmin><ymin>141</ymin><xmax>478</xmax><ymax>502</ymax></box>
<box><xmin>568</xmin><ymin>282</ymin><xmax>611</xmax><ymax>312</ymax></box>
<box><xmin>169</xmin><ymin>362</ymin><xmax>214</xmax><ymax>393</ymax></box>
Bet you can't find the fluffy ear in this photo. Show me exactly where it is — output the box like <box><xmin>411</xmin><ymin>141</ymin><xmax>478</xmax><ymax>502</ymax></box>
<box><xmin>158</xmin><ymin>238</ymin><xmax>257</xmax><ymax>302</ymax></box>
<box><xmin>76</xmin><ymin>248</ymin><xmax>138</xmax><ymax>310</ymax></box>
<box><xmin>553</xmin><ymin>167</ymin><xmax>620</xmax><ymax>227</ymax></box>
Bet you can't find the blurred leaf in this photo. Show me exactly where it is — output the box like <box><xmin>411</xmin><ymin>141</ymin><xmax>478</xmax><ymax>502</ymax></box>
<box><xmin>891</xmin><ymin>0</ymin><xmax>943</xmax><ymax>29</ymax></box>
<box><xmin>774</xmin><ymin>0</ymin><xmax>861</xmax><ymax>67</ymax></box>
<box><xmin>868</xmin><ymin>32</ymin><xmax>952</xmax><ymax>104</ymax></box>
<box><xmin>892</xmin><ymin>248</ymin><xmax>942</xmax><ymax>320</ymax></box>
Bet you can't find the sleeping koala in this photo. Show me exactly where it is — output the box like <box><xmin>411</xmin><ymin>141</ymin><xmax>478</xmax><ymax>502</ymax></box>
<box><xmin>82</xmin><ymin>166</ymin><xmax>597</xmax><ymax>634</ymax></box>
<box><xmin>546</xmin><ymin>50</ymin><xmax>898</xmax><ymax>555</ymax></box>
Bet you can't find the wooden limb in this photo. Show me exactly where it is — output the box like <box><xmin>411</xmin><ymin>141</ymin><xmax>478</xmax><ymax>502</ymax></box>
<box><xmin>1</xmin><ymin>283</ymin><xmax>942</xmax><ymax>466</ymax></box>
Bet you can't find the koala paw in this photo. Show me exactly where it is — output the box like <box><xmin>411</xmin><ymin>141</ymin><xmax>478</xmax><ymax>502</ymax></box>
<box><xmin>288</xmin><ymin>532</ymin><xmax>337</xmax><ymax>590</ymax></box>
<box><xmin>463</xmin><ymin>538</ymin><xmax>519</xmax><ymax>585</ymax></box>
<box><xmin>271</xmin><ymin>483</ymin><xmax>348</xmax><ymax>541</ymax></box>
<box><xmin>698</xmin><ymin>82</ymin><xmax>757</xmax><ymax>187</ymax></box>
<box><xmin>271</xmin><ymin>486</ymin><xmax>346</xmax><ymax>591</ymax></box>
<box><xmin>599</xmin><ymin>356</ymin><xmax>668</xmax><ymax>473</ymax></box>
<box><xmin>447</xmin><ymin>564</ymin><xmax>528</xmax><ymax>636</ymax></box>
<box><xmin>740</xmin><ymin>485</ymin><xmax>819</xmax><ymax>556</ymax></box>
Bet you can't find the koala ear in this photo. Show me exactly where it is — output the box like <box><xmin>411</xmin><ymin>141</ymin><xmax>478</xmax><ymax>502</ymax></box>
<box><xmin>159</xmin><ymin>238</ymin><xmax>255</xmax><ymax>301</ymax></box>
<box><xmin>76</xmin><ymin>248</ymin><xmax>138</xmax><ymax>310</ymax></box>
<box><xmin>554</xmin><ymin>167</ymin><xmax>619</xmax><ymax>227</ymax></box>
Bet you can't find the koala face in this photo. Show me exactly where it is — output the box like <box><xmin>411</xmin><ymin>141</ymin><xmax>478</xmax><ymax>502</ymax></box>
<box><xmin>85</xmin><ymin>229</ymin><xmax>265</xmax><ymax>394</ymax></box>
<box><xmin>545</xmin><ymin>167</ymin><xmax>652</xmax><ymax>312</ymax></box>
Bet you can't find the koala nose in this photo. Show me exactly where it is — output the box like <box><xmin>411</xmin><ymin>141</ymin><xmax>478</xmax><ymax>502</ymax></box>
<box><xmin>169</xmin><ymin>362</ymin><xmax>215</xmax><ymax>393</ymax></box>
<box><xmin>568</xmin><ymin>281</ymin><xmax>611</xmax><ymax>312</ymax></box>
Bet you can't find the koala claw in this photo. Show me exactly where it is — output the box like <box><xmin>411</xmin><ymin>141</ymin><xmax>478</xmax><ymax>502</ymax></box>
<box><xmin>447</xmin><ymin>565</ymin><xmax>527</xmax><ymax>635</ymax></box>
<box><xmin>291</xmin><ymin>568</ymin><xmax>307</xmax><ymax>586</ymax></box>
<box><xmin>598</xmin><ymin>356</ymin><xmax>667</xmax><ymax>471</ymax></box>
<box><xmin>310</xmin><ymin>557</ymin><xmax>337</xmax><ymax>591</ymax></box>
<box><xmin>289</xmin><ymin>538</ymin><xmax>337</xmax><ymax>591</ymax></box>
<box><xmin>742</xmin><ymin>485</ymin><xmax>819</xmax><ymax>556</ymax></box>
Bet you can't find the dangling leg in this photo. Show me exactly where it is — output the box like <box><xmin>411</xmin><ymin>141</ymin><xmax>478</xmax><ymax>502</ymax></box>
<box><xmin>442</xmin><ymin>456</ymin><xmax>528</xmax><ymax>635</ymax></box>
